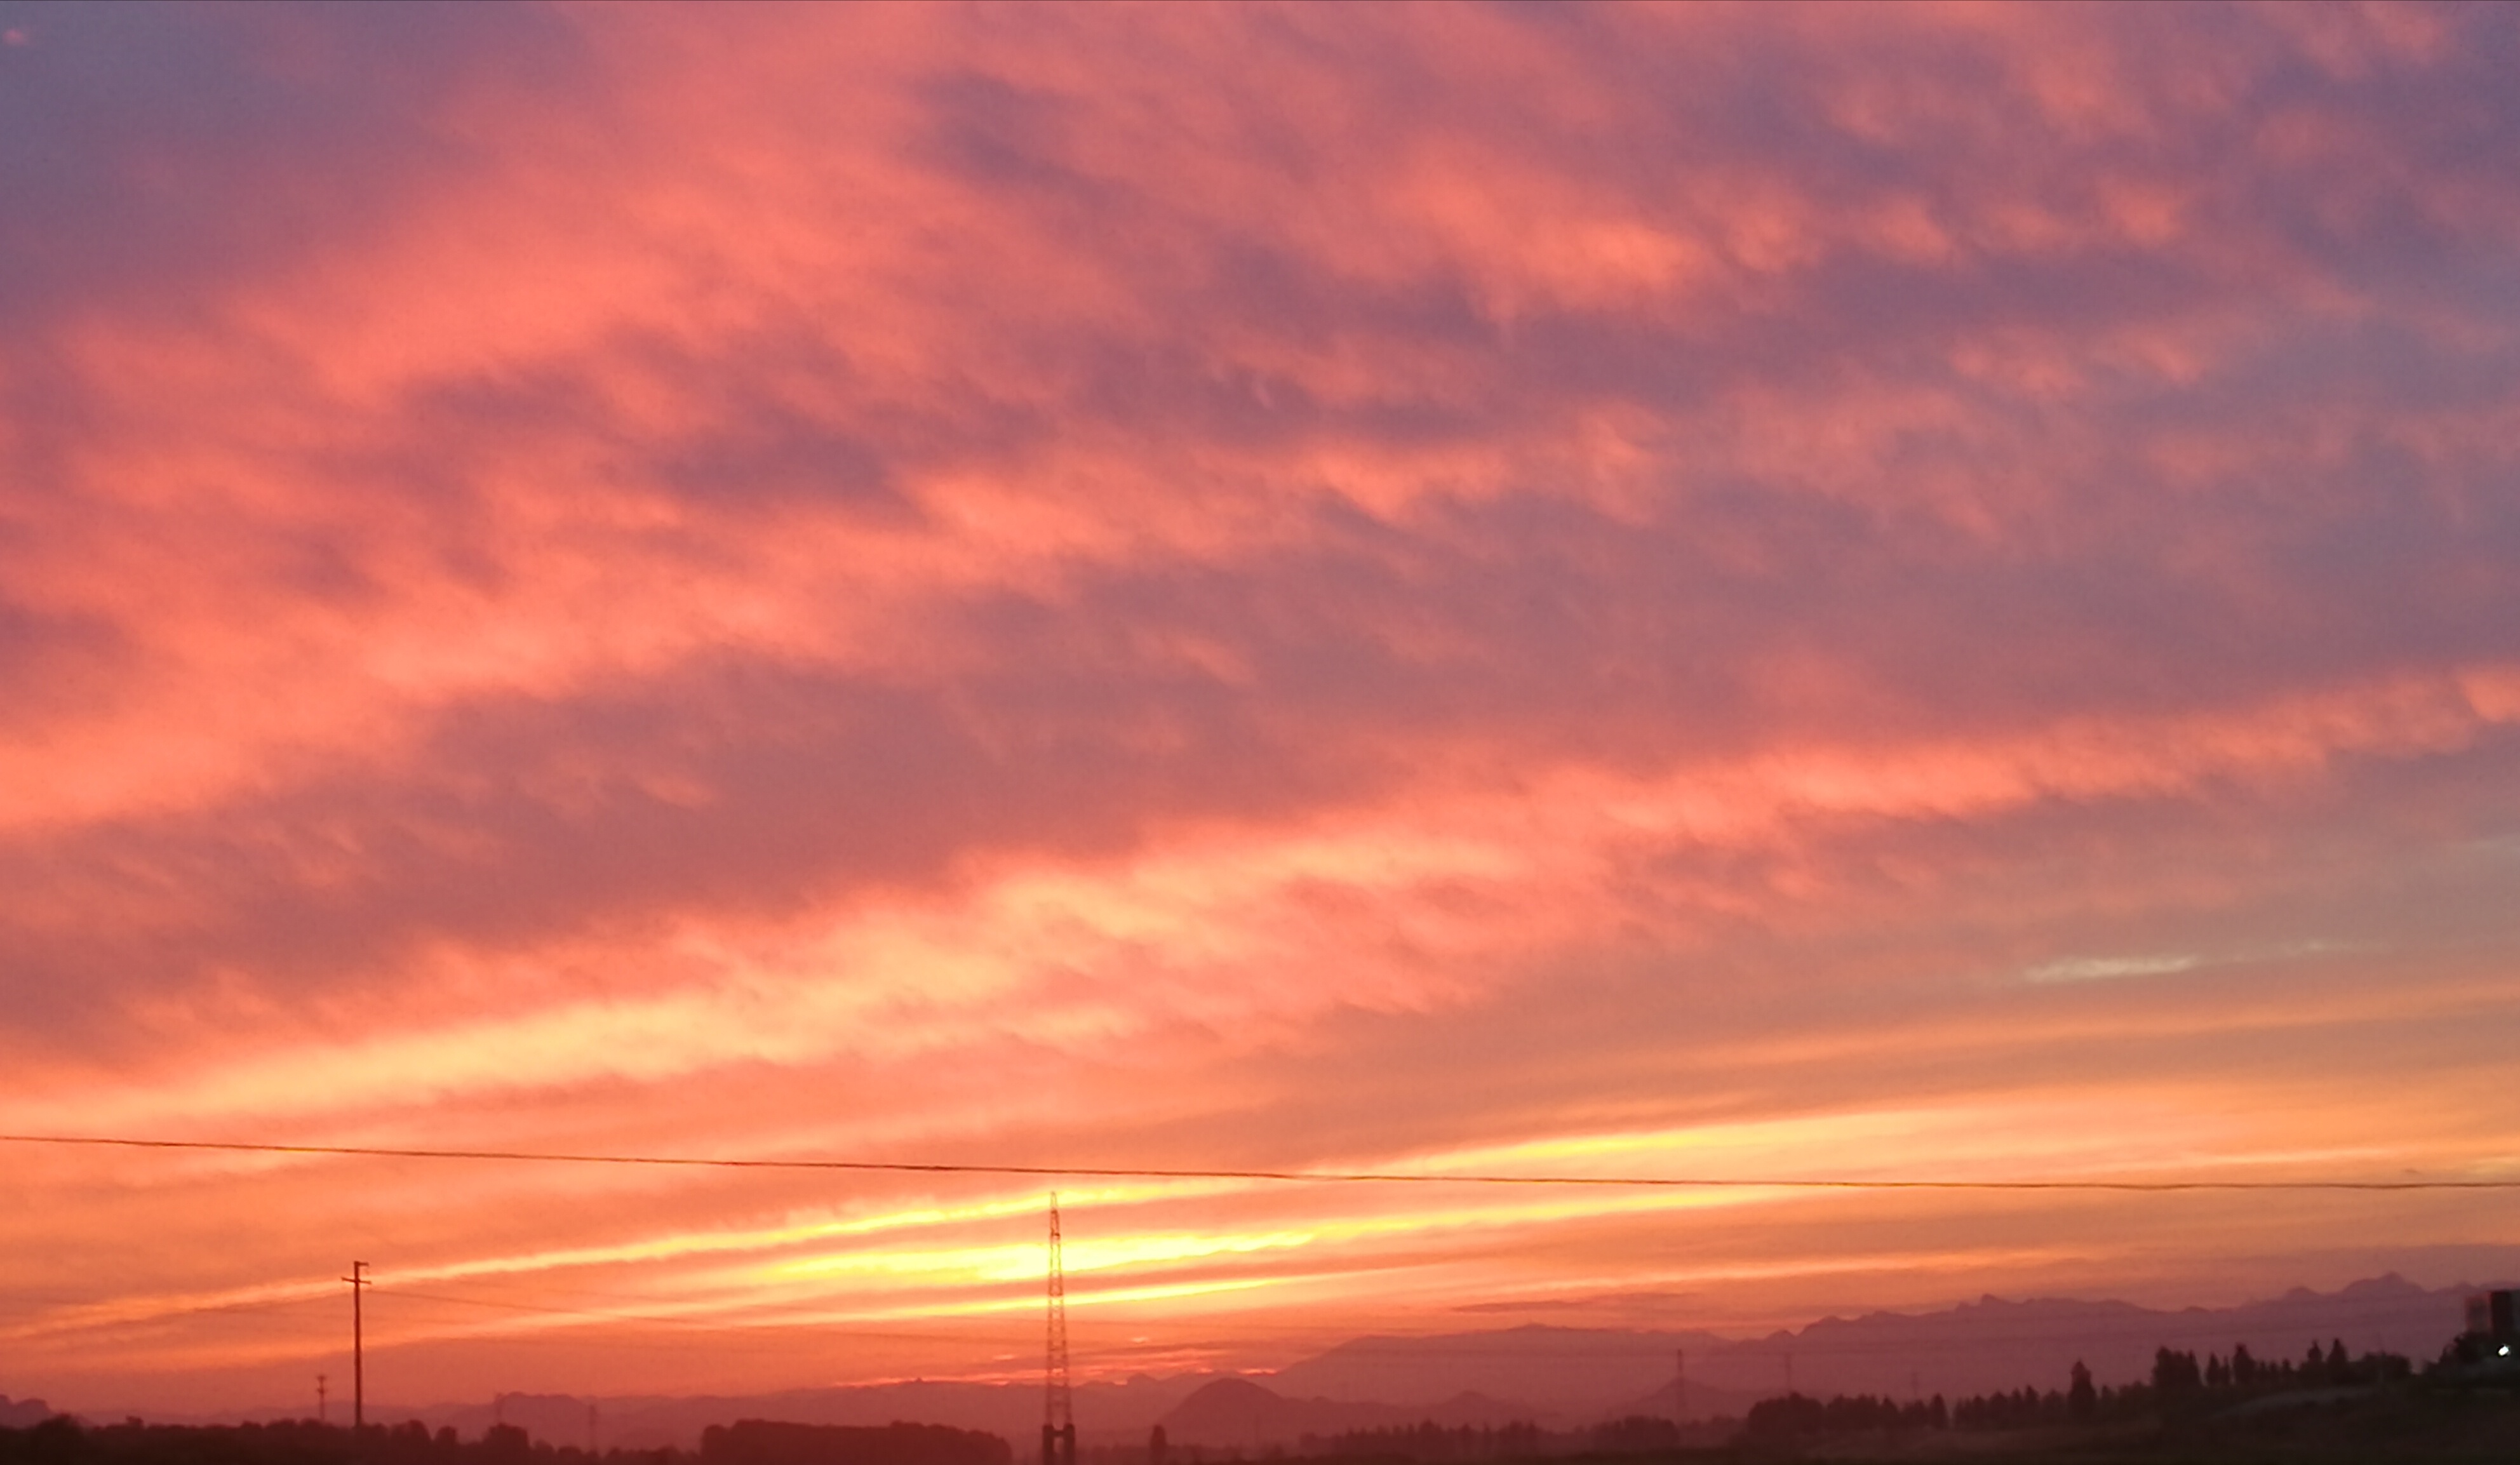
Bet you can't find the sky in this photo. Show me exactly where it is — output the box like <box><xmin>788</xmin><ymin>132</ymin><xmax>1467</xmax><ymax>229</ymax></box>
<box><xmin>3</xmin><ymin>0</ymin><xmax>2519</xmax><ymax>1421</ymax></box>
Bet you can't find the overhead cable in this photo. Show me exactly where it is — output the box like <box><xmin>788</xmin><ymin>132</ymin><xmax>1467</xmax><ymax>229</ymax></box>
<box><xmin>3</xmin><ymin>1133</ymin><xmax>2512</xmax><ymax>1191</ymax></box>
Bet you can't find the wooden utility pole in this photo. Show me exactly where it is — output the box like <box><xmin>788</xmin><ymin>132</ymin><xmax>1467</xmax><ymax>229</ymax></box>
<box><xmin>344</xmin><ymin>1262</ymin><xmax>370</xmax><ymax>1431</ymax></box>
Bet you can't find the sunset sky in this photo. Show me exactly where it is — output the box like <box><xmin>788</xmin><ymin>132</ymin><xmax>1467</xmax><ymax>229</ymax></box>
<box><xmin>4</xmin><ymin>0</ymin><xmax>2519</xmax><ymax>1420</ymax></box>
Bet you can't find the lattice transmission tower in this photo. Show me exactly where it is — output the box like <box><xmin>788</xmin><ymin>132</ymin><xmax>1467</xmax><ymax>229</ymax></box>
<box><xmin>1042</xmin><ymin>1197</ymin><xmax>1076</xmax><ymax>1465</ymax></box>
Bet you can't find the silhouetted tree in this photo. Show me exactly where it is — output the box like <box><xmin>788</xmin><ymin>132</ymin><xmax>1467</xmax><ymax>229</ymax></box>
<box><xmin>1742</xmin><ymin>1395</ymin><xmax>1825</xmax><ymax>1442</ymax></box>
<box><xmin>1588</xmin><ymin>1417</ymin><xmax>1676</xmax><ymax>1454</ymax></box>
<box><xmin>2067</xmin><ymin>1362</ymin><xmax>2095</xmax><ymax>1420</ymax></box>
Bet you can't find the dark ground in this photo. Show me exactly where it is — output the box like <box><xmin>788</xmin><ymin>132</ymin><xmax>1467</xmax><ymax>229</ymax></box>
<box><xmin>6</xmin><ymin>1389</ymin><xmax>2517</xmax><ymax>1465</ymax></box>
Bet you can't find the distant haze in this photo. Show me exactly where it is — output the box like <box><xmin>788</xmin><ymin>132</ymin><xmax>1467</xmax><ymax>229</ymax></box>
<box><xmin>61</xmin><ymin>1275</ymin><xmax>2498</xmax><ymax>1450</ymax></box>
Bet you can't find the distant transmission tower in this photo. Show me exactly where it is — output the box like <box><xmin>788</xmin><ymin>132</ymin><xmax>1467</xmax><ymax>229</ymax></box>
<box><xmin>1042</xmin><ymin>1197</ymin><xmax>1076</xmax><ymax>1465</ymax></box>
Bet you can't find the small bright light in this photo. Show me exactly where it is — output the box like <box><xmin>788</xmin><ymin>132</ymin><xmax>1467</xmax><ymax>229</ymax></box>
<box><xmin>2500</xmin><ymin>1345</ymin><xmax>2512</xmax><ymax>1358</ymax></box>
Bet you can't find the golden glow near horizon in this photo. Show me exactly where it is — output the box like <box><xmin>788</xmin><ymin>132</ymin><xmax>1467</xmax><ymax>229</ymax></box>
<box><xmin>3</xmin><ymin>0</ymin><xmax>2519</xmax><ymax>1419</ymax></box>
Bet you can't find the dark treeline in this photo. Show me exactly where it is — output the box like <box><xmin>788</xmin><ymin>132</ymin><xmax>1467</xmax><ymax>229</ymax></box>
<box><xmin>1741</xmin><ymin>1393</ymin><xmax>1941</xmax><ymax>1443</ymax></box>
<box><xmin>1292</xmin><ymin>1422</ymin><xmax>1548</xmax><ymax>1462</ymax></box>
<box><xmin>700</xmin><ymin>1423</ymin><xmax>1007</xmax><ymax>1465</ymax></box>
<box><xmin>1955</xmin><ymin>1339</ymin><xmax>2414</xmax><ymax>1430</ymax></box>
<box><xmin>1300</xmin><ymin>1422</ymin><xmax>1552</xmax><ymax>1452</ymax></box>
<box><xmin>0</xmin><ymin>1419</ymin><xmax>1009</xmax><ymax>1465</ymax></box>
<box><xmin>1287</xmin><ymin>1416</ymin><xmax>1736</xmax><ymax>1463</ymax></box>
<box><xmin>1735</xmin><ymin>1339</ymin><xmax>2419</xmax><ymax>1443</ymax></box>
<box><xmin>1</xmin><ymin>1419</ymin><xmax>578</xmax><ymax>1465</ymax></box>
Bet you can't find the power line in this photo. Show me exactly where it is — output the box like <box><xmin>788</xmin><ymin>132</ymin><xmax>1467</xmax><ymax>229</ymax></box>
<box><xmin>373</xmin><ymin>1285</ymin><xmax>1030</xmax><ymax>1346</ymax></box>
<box><xmin>3</xmin><ymin>1132</ymin><xmax>2514</xmax><ymax>1191</ymax></box>
<box><xmin>0</xmin><ymin>1287</ymin><xmax>334</xmax><ymax>1316</ymax></box>
<box><xmin>359</xmin><ymin>1289</ymin><xmax>922</xmax><ymax>1358</ymax></box>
